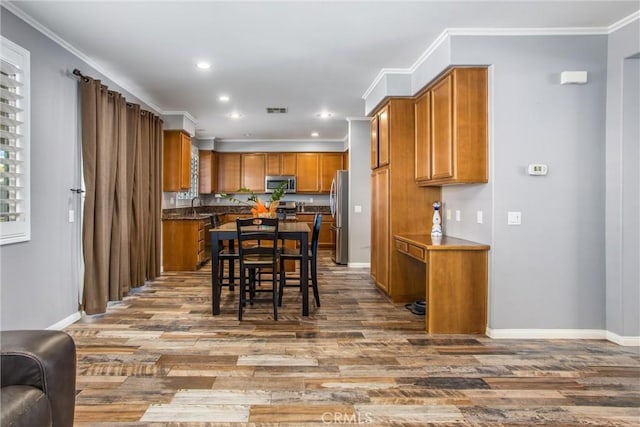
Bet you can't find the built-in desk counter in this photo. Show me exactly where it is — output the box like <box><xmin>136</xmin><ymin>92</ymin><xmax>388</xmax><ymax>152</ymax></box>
<box><xmin>393</xmin><ymin>233</ymin><xmax>489</xmax><ymax>334</ymax></box>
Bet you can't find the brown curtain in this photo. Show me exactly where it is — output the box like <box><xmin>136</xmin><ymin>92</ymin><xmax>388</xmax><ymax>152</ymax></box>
<box><xmin>80</xmin><ymin>77</ymin><xmax>162</xmax><ymax>314</ymax></box>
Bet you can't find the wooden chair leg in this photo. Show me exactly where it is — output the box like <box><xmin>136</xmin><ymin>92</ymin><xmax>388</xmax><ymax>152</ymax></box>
<box><xmin>278</xmin><ymin>259</ymin><xmax>285</xmax><ymax>307</ymax></box>
<box><xmin>311</xmin><ymin>258</ymin><xmax>320</xmax><ymax>307</ymax></box>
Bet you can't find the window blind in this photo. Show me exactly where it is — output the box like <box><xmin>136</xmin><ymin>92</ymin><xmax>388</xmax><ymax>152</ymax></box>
<box><xmin>1</xmin><ymin>37</ymin><xmax>30</xmax><ymax>245</ymax></box>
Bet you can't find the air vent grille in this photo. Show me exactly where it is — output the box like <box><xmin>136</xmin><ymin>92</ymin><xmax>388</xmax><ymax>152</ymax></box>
<box><xmin>266</xmin><ymin>107</ymin><xmax>288</xmax><ymax>114</ymax></box>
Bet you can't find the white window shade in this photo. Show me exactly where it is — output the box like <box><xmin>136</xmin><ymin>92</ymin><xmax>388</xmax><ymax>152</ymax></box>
<box><xmin>1</xmin><ymin>37</ymin><xmax>30</xmax><ymax>245</ymax></box>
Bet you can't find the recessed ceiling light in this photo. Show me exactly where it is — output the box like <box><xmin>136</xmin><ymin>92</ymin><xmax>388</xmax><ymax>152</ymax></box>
<box><xmin>196</xmin><ymin>62</ymin><xmax>211</xmax><ymax>70</ymax></box>
<box><xmin>229</xmin><ymin>112</ymin><xmax>242</xmax><ymax>119</ymax></box>
<box><xmin>311</xmin><ymin>132</ymin><xmax>319</xmax><ymax>137</ymax></box>
<box><xmin>243</xmin><ymin>133</ymin><xmax>252</xmax><ymax>137</ymax></box>
<box><xmin>317</xmin><ymin>111</ymin><xmax>332</xmax><ymax>119</ymax></box>
<box><xmin>219</xmin><ymin>95</ymin><xmax>230</xmax><ymax>102</ymax></box>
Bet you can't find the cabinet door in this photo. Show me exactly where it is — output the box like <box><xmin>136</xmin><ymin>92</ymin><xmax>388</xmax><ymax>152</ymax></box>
<box><xmin>179</xmin><ymin>132</ymin><xmax>192</xmax><ymax>189</ymax></box>
<box><xmin>241</xmin><ymin>153</ymin><xmax>266</xmax><ymax>192</ymax></box>
<box><xmin>320</xmin><ymin>153</ymin><xmax>343</xmax><ymax>192</ymax></box>
<box><xmin>217</xmin><ymin>153</ymin><xmax>241</xmax><ymax>193</ymax></box>
<box><xmin>163</xmin><ymin>130</ymin><xmax>191</xmax><ymax>191</ymax></box>
<box><xmin>430</xmin><ymin>74</ymin><xmax>454</xmax><ymax>180</ymax></box>
<box><xmin>318</xmin><ymin>220</ymin><xmax>334</xmax><ymax>249</ymax></box>
<box><xmin>371</xmin><ymin>168</ymin><xmax>389</xmax><ymax>291</ymax></box>
<box><xmin>281</xmin><ymin>153</ymin><xmax>297</xmax><ymax>175</ymax></box>
<box><xmin>377</xmin><ymin>105</ymin><xmax>390</xmax><ymax>167</ymax></box>
<box><xmin>198</xmin><ymin>151</ymin><xmax>217</xmax><ymax>194</ymax></box>
<box><xmin>414</xmin><ymin>92</ymin><xmax>431</xmax><ymax>182</ymax></box>
<box><xmin>296</xmin><ymin>153</ymin><xmax>320</xmax><ymax>192</ymax></box>
<box><xmin>266</xmin><ymin>153</ymin><xmax>281</xmax><ymax>176</ymax></box>
<box><xmin>370</xmin><ymin>115</ymin><xmax>379</xmax><ymax>169</ymax></box>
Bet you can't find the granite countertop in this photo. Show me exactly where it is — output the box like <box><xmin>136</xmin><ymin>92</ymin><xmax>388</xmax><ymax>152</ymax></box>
<box><xmin>163</xmin><ymin>205</ymin><xmax>330</xmax><ymax>220</ymax></box>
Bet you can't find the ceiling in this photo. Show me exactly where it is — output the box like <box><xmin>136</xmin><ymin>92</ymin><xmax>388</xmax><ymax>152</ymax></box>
<box><xmin>6</xmin><ymin>1</ymin><xmax>639</xmax><ymax>143</ymax></box>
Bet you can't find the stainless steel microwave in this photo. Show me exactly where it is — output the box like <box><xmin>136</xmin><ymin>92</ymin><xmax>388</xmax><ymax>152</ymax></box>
<box><xmin>265</xmin><ymin>175</ymin><xmax>296</xmax><ymax>193</ymax></box>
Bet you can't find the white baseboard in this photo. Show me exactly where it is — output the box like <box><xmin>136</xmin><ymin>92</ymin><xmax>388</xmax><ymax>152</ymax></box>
<box><xmin>606</xmin><ymin>331</ymin><xmax>640</xmax><ymax>346</ymax></box>
<box><xmin>347</xmin><ymin>262</ymin><xmax>370</xmax><ymax>268</ymax></box>
<box><xmin>486</xmin><ymin>328</ymin><xmax>640</xmax><ymax>346</ymax></box>
<box><xmin>486</xmin><ymin>328</ymin><xmax>606</xmax><ymax>340</ymax></box>
<box><xmin>47</xmin><ymin>311</ymin><xmax>83</xmax><ymax>330</ymax></box>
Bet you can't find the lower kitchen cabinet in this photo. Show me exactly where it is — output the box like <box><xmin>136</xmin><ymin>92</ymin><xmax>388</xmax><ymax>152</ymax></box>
<box><xmin>296</xmin><ymin>213</ymin><xmax>334</xmax><ymax>249</ymax></box>
<box><xmin>162</xmin><ymin>219</ymin><xmax>210</xmax><ymax>271</ymax></box>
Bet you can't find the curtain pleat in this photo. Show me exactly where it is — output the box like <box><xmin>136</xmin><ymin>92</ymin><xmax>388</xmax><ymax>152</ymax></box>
<box><xmin>80</xmin><ymin>77</ymin><xmax>162</xmax><ymax>315</ymax></box>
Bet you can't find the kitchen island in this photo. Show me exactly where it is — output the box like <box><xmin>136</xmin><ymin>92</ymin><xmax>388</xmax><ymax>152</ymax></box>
<box><xmin>393</xmin><ymin>233</ymin><xmax>490</xmax><ymax>334</ymax></box>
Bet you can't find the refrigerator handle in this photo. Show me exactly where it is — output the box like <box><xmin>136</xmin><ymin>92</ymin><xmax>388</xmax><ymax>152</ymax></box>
<box><xmin>329</xmin><ymin>178</ymin><xmax>336</xmax><ymax>218</ymax></box>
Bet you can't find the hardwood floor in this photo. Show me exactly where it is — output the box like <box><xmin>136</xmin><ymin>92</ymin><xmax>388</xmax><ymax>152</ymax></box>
<box><xmin>67</xmin><ymin>251</ymin><xmax>640</xmax><ymax>426</ymax></box>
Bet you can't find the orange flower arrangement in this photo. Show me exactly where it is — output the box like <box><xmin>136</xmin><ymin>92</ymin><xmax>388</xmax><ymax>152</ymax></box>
<box><xmin>220</xmin><ymin>181</ymin><xmax>286</xmax><ymax>218</ymax></box>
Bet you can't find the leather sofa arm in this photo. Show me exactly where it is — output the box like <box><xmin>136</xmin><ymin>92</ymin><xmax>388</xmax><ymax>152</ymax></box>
<box><xmin>1</xmin><ymin>330</ymin><xmax>76</xmax><ymax>427</ymax></box>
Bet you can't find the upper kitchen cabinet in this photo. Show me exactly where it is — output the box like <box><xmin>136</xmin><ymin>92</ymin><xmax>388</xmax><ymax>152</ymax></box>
<box><xmin>198</xmin><ymin>150</ymin><xmax>217</xmax><ymax>194</ymax></box>
<box><xmin>296</xmin><ymin>153</ymin><xmax>320</xmax><ymax>193</ymax></box>
<box><xmin>217</xmin><ymin>153</ymin><xmax>241</xmax><ymax>193</ymax></box>
<box><xmin>163</xmin><ymin>130</ymin><xmax>192</xmax><ymax>191</ymax></box>
<box><xmin>320</xmin><ymin>153</ymin><xmax>344</xmax><ymax>192</ymax></box>
<box><xmin>241</xmin><ymin>153</ymin><xmax>266</xmax><ymax>192</ymax></box>
<box><xmin>415</xmin><ymin>67</ymin><xmax>488</xmax><ymax>186</ymax></box>
<box><xmin>370</xmin><ymin>104</ymin><xmax>389</xmax><ymax>169</ymax></box>
<box><xmin>266</xmin><ymin>153</ymin><xmax>296</xmax><ymax>176</ymax></box>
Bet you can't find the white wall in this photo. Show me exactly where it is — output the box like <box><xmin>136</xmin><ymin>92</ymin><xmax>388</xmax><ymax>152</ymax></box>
<box><xmin>605</xmin><ymin>19</ymin><xmax>640</xmax><ymax>338</ymax></box>
<box><xmin>448</xmin><ymin>35</ymin><xmax>608</xmax><ymax>331</ymax></box>
<box><xmin>347</xmin><ymin>119</ymin><xmax>371</xmax><ymax>265</ymax></box>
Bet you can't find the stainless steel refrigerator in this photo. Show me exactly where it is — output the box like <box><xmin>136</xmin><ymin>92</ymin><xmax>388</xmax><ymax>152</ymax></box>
<box><xmin>330</xmin><ymin>170</ymin><xmax>348</xmax><ymax>264</ymax></box>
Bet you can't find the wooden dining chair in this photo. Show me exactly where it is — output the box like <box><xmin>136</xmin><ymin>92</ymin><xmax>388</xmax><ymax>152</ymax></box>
<box><xmin>278</xmin><ymin>213</ymin><xmax>321</xmax><ymax>308</ymax></box>
<box><xmin>236</xmin><ymin>217</ymin><xmax>280</xmax><ymax>320</ymax></box>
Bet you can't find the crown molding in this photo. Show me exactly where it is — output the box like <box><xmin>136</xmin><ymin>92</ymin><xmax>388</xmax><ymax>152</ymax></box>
<box><xmin>608</xmin><ymin>10</ymin><xmax>640</xmax><ymax>33</ymax></box>
<box><xmin>163</xmin><ymin>110</ymin><xmax>199</xmax><ymax>126</ymax></box>
<box><xmin>3</xmin><ymin>1</ymin><xmax>163</xmax><ymax>113</ymax></box>
<box><xmin>362</xmin><ymin>17</ymin><xmax>638</xmax><ymax>101</ymax></box>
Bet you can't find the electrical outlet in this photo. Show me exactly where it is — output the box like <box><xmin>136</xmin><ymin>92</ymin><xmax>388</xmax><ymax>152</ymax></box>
<box><xmin>309</xmin><ymin>197</ymin><xmax>313</xmax><ymax>203</ymax></box>
<box><xmin>476</xmin><ymin>210</ymin><xmax>483</xmax><ymax>224</ymax></box>
<box><xmin>446</xmin><ymin>209</ymin><xmax>451</xmax><ymax>220</ymax></box>
<box><xmin>455</xmin><ymin>210</ymin><xmax>461</xmax><ymax>221</ymax></box>
<box><xmin>68</xmin><ymin>210</ymin><xmax>75</xmax><ymax>223</ymax></box>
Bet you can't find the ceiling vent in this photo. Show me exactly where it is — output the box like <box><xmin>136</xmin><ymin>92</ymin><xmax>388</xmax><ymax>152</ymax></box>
<box><xmin>266</xmin><ymin>107</ymin><xmax>288</xmax><ymax>114</ymax></box>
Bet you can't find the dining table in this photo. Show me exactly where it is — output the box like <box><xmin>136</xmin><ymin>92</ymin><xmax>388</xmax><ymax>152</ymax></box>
<box><xmin>210</xmin><ymin>220</ymin><xmax>311</xmax><ymax>316</ymax></box>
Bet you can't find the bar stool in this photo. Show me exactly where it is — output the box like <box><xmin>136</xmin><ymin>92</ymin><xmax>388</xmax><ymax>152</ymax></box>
<box><xmin>236</xmin><ymin>217</ymin><xmax>280</xmax><ymax>320</ymax></box>
<box><xmin>278</xmin><ymin>213</ymin><xmax>321</xmax><ymax>308</ymax></box>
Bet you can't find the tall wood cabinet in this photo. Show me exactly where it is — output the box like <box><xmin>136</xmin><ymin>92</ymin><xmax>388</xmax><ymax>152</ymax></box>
<box><xmin>415</xmin><ymin>67</ymin><xmax>488</xmax><ymax>186</ymax></box>
<box><xmin>163</xmin><ymin>130</ymin><xmax>192</xmax><ymax>191</ymax></box>
<box><xmin>370</xmin><ymin>98</ymin><xmax>441</xmax><ymax>301</ymax></box>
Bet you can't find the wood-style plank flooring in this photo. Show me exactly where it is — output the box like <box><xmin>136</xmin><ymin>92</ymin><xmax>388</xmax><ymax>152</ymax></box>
<box><xmin>67</xmin><ymin>252</ymin><xmax>640</xmax><ymax>426</ymax></box>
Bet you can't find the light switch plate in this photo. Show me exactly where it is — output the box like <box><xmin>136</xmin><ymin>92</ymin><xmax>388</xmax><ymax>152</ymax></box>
<box><xmin>354</xmin><ymin>205</ymin><xmax>362</xmax><ymax>213</ymax></box>
<box><xmin>476</xmin><ymin>210</ymin><xmax>483</xmax><ymax>224</ymax></box>
<box><xmin>455</xmin><ymin>210</ymin><xmax>461</xmax><ymax>221</ymax></box>
<box><xmin>507</xmin><ymin>211</ymin><xmax>522</xmax><ymax>225</ymax></box>
<box><xmin>446</xmin><ymin>209</ymin><xmax>451</xmax><ymax>220</ymax></box>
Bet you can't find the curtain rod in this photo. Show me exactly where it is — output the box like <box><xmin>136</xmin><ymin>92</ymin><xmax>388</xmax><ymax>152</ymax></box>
<box><xmin>71</xmin><ymin>68</ymin><xmax>162</xmax><ymax>119</ymax></box>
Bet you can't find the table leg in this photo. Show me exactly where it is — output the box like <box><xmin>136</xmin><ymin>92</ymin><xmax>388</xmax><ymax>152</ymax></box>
<box><xmin>211</xmin><ymin>232</ymin><xmax>220</xmax><ymax>315</ymax></box>
<box><xmin>300</xmin><ymin>232</ymin><xmax>309</xmax><ymax>316</ymax></box>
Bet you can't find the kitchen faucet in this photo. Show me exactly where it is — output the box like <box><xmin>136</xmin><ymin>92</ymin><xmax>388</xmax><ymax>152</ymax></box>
<box><xmin>190</xmin><ymin>196</ymin><xmax>202</xmax><ymax>216</ymax></box>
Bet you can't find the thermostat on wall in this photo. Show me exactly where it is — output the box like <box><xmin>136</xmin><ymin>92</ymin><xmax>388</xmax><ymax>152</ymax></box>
<box><xmin>528</xmin><ymin>164</ymin><xmax>548</xmax><ymax>176</ymax></box>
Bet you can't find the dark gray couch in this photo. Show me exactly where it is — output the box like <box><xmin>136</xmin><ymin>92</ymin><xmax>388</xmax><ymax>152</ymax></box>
<box><xmin>1</xmin><ymin>330</ymin><xmax>76</xmax><ymax>427</ymax></box>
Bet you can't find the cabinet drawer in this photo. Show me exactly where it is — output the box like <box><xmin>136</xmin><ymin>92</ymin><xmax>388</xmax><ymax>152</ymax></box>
<box><xmin>395</xmin><ymin>240</ymin><xmax>409</xmax><ymax>253</ymax></box>
<box><xmin>198</xmin><ymin>240</ymin><xmax>205</xmax><ymax>252</ymax></box>
<box><xmin>395</xmin><ymin>238</ymin><xmax>426</xmax><ymax>263</ymax></box>
<box><xmin>408</xmin><ymin>244</ymin><xmax>426</xmax><ymax>262</ymax></box>
<box><xmin>198</xmin><ymin>229</ymin><xmax>205</xmax><ymax>242</ymax></box>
